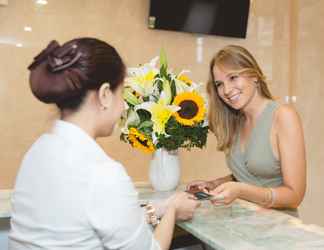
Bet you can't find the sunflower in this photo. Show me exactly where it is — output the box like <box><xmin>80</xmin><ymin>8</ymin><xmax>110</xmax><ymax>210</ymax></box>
<box><xmin>173</xmin><ymin>92</ymin><xmax>205</xmax><ymax>126</ymax></box>
<box><xmin>128</xmin><ymin>128</ymin><xmax>155</xmax><ymax>153</ymax></box>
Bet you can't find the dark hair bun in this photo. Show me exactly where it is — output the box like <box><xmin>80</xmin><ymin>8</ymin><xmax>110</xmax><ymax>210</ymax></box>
<box><xmin>28</xmin><ymin>38</ymin><xmax>125</xmax><ymax>110</ymax></box>
<box><xmin>28</xmin><ymin>40</ymin><xmax>86</xmax><ymax>105</ymax></box>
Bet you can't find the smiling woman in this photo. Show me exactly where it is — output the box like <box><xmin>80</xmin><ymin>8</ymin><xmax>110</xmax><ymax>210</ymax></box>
<box><xmin>208</xmin><ymin>45</ymin><xmax>273</xmax><ymax>151</ymax></box>
<box><xmin>187</xmin><ymin>45</ymin><xmax>306</xmax><ymax>217</ymax></box>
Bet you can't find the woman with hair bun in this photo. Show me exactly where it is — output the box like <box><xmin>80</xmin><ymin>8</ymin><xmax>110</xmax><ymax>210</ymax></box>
<box><xmin>187</xmin><ymin>45</ymin><xmax>306</xmax><ymax>216</ymax></box>
<box><xmin>9</xmin><ymin>38</ymin><xmax>200</xmax><ymax>250</ymax></box>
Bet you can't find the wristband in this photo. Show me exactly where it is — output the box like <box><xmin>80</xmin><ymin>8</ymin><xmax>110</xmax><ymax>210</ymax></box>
<box><xmin>263</xmin><ymin>188</ymin><xmax>275</xmax><ymax>208</ymax></box>
<box><xmin>141</xmin><ymin>202</ymin><xmax>161</xmax><ymax>226</ymax></box>
<box><xmin>267</xmin><ymin>188</ymin><xmax>276</xmax><ymax>208</ymax></box>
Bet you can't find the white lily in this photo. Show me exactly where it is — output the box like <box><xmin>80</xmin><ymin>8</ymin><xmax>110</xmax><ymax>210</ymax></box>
<box><xmin>160</xmin><ymin>78</ymin><xmax>172</xmax><ymax>105</ymax></box>
<box><xmin>172</xmin><ymin>71</ymin><xmax>200</xmax><ymax>94</ymax></box>
<box><xmin>135</xmin><ymin>99</ymin><xmax>180</xmax><ymax>135</ymax></box>
<box><xmin>125</xmin><ymin>57</ymin><xmax>159</xmax><ymax>97</ymax></box>
<box><xmin>174</xmin><ymin>78</ymin><xmax>191</xmax><ymax>93</ymax></box>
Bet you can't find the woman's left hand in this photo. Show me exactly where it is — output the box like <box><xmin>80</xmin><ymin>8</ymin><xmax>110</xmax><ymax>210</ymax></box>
<box><xmin>209</xmin><ymin>182</ymin><xmax>242</xmax><ymax>205</ymax></box>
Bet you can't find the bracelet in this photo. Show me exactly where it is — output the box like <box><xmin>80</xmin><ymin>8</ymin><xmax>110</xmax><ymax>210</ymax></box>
<box><xmin>263</xmin><ymin>188</ymin><xmax>275</xmax><ymax>208</ymax></box>
<box><xmin>268</xmin><ymin>188</ymin><xmax>276</xmax><ymax>207</ymax></box>
<box><xmin>261</xmin><ymin>188</ymin><xmax>271</xmax><ymax>207</ymax></box>
<box><xmin>141</xmin><ymin>202</ymin><xmax>160</xmax><ymax>227</ymax></box>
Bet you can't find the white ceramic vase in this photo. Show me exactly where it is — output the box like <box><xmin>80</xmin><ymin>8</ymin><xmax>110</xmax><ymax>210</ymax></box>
<box><xmin>149</xmin><ymin>148</ymin><xmax>180</xmax><ymax>191</ymax></box>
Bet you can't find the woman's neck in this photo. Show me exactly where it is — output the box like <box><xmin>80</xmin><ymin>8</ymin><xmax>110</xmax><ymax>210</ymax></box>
<box><xmin>61</xmin><ymin>109</ymin><xmax>97</xmax><ymax>139</ymax></box>
<box><xmin>242</xmin><ymin>94</ymin><xmax>270</xmax><ymax>123</ymax></box>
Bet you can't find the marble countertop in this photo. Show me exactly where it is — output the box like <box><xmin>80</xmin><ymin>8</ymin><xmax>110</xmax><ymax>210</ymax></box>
<box><xmin>3</xmin><ymin>186</ymin><xmax>324</xmax><ymax>249</ymax></box>
<box><xmin>137</xmin><ymin>186</ymin><xmax>324</xmax><ymax>250</ymax></box>
<box><xmin>0</xmin><ymin>189</ymin><xmax>12</xmax><ymax>218</ymax></box>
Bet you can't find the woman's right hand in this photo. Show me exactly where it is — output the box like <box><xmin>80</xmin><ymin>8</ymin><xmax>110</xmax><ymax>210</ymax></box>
<box><xmin>186</xmin><ymin>180</ymin><xmax>215</xmax><ymax>192</ymax></box>
<box><xmin>168</xmin><ymin>192</ymin><xmax>200</xmax><ymax>221</ymax></box>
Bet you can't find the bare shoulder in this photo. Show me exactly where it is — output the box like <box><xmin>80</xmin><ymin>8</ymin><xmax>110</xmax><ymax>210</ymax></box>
<box><xmin>273</xmin><ymin>104</ymin><xmax>302</xmax><ymax>130</ymax></box>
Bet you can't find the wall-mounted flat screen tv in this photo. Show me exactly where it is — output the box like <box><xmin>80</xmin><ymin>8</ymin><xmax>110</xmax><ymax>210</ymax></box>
<box><xmin>148</xmin><ymin>0</ymin><xmax>250</xmax><ymax>38</ymax></box>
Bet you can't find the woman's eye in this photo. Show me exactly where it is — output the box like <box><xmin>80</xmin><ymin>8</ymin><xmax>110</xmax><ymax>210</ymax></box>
<box><xmin>229</xmin><ymin>75</ymin><xmax>238</xmax><ymax>81</ymax></box>
<box><xmin>214</xmin><ymin>81</ymin><xmax>223</xmax><ymax>88</ymax></box>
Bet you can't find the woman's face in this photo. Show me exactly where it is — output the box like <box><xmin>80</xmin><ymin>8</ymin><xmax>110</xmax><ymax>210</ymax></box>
<box><xmin>212</xmin><ymin>65</ymin><xmax>257</xmax><ymax>110</ymax></box>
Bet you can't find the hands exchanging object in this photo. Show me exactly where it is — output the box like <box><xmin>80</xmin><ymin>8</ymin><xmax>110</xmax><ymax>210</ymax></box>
<box><xmin>168</xmin><ymin>192</ymin><xmax>201</xmax><ymax>220</ymax></box>
<box><xmin>152</xmin><ymin>191</ymin><xmax>201</xmax><ymax>221</ymax></box>
<box><xmin>150</xmin><ymin>178</ymin><xmax>242</xmax><ymax>223</ymax></box>
<box><xmin>186</xmin><ymin>180</ymin><xmax>242</xmax><ymax>205</ymax></box>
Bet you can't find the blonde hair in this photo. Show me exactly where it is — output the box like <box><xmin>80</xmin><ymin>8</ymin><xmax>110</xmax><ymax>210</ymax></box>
<box><xmin>207</xmin><ymin>45</ymin><xmax>273</xmax><ymax>152</ymax></box>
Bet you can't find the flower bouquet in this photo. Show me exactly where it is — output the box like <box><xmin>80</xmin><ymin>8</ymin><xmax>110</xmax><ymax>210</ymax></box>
<box><xmin>120</xmin><ymin>51</ymin><xmax>209</xmax><ymax>153</ymax></box>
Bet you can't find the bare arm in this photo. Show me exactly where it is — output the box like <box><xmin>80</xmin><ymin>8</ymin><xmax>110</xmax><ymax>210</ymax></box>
<box><xmin>240</xmin><ymin>105</ymin><xmax>306</xmax><ymax>208</ymax></box>
<box><xmin>211</xmin><ymin>105</ymin><xmax>306</xmax><ymax>209</ymax></box>
<box><xmin>153</xmin><ymin>192</ymin><xmax>200</xmax><ymax>250</ymax></box>
<box><xmin>211</xmin><ymin>174</ymin><xmax>236</xmax><ymax>185</ymax></box>
<box><xmin>207</xmin><ymin>174</ymin><xmax>236</xmax><ymax>190</ymax></box>
<box><xmin>270</xmin><ymin>105</ymin><xmax>306</xmax><ymax>208</ymax></box>
<box><xmin>153</xmin><ymin>206</ymin><xmax>176</xmax><ymax>250</ymax></box>
<box><xmin>186</xmin><ymin>174</ymin><xmax>235</xmax><ymax>192</ymax></box>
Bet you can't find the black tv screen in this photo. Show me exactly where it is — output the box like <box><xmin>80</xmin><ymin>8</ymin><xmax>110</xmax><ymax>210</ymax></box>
<box><xmin>148</xmin><ymin>0</ymin><xmax>250</xmax><ymax>38</ymax></box>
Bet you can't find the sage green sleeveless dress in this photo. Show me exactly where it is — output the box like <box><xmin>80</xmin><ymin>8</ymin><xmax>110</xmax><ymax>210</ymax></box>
<box><xmin>226</xmin><ymin>101</ymin><xmax>298</xmax><ymax>217</ymax></box>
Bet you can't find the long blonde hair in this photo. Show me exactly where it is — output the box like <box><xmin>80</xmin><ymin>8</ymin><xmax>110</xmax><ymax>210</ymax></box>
<box><xmin>207</xmin><ymin>45</ymin><xmax>273</xmax><ymax>152</ymax></box>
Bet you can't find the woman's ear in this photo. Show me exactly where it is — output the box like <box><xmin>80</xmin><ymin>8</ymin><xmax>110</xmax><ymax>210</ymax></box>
<box><xmin>251</xmin><ymin>77</ymin><xmax>258</xmax><ymax>85</ymax></box>
<box><xmin>98</xmin><ymin>82</ymin><xmax>112</xmax><ymax>110</ymax></box>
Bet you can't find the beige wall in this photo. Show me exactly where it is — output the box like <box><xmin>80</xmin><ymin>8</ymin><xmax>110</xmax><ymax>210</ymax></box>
<box><xmin>294</xmin><ymin>0</ymin><xmax>324</xmax><ymax>226</ymax></box>
<box><xmin>0</xmin><ymin>0</ymin><xmax>323</xmax><ymax>225</ymax></box>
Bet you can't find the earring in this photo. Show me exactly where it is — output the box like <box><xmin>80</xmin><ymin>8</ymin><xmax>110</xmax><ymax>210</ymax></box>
<box><xmin>254</xmin><ymin>80</ymin><xmax>260</xmax><ymax>88</ymax></box>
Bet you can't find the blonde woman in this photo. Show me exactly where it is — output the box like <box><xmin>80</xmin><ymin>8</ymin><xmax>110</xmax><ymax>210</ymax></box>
<box><xmin>187</xmin><ymin>45</ymin><xmax>306</xmax><ymax>216</ymax></box>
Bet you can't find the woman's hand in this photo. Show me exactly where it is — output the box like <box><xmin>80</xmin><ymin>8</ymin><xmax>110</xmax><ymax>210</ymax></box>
<box><xmin>209</xmin><ymin>182</ymin><xmax>242</xmax><ymax>205</ymax></box>
<box><xmin>186</xmin><ymin>180</ymin><xmax>216</xmax><ymax>192</ymax></box>
<box><xmin>167</xmin><ymin>192</ymin><xmax>201</xmax><ymax>221</ymax></box>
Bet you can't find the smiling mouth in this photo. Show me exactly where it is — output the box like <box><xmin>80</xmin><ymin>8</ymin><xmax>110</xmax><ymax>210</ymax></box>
<box><xmin>227</xmin><ymin>93</ymin><xmax>240</xmax><ymax>103</ymax></box>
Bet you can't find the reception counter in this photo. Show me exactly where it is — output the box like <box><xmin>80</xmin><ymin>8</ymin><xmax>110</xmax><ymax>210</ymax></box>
<box><xmin>137</xmin><ymin>186</ymin><xmax>324</xmax><ymax>250</ymax></box>
<box><xmin>2</xmin><ymin>188</ymin><xmax>324</xmax><ymax>250</ymax></box>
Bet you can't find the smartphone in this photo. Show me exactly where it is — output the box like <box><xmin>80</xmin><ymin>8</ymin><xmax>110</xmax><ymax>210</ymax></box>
<box><xmin>192</xmin><ymin>191</ymin><xmax>214</xmax><ymax>200</ymax></box>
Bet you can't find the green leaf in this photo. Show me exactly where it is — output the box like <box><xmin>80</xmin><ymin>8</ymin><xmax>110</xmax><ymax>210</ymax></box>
<box><xmin>170</xmin><ymin>79</ymin><xmax>177</xmax><ymax>102</ymax></box>
<box><xmin>137</xmin><ymin>109</ymin><xmax>152</xmax><ymax>122</ymax></box>
<box><xmin>162</xmin><ymin>79</ymin><xmax>172</xmax><ymax>104</ymax></box>
<box><xmin>155</xmin><ymin>117</ymin><xmax>209</xmax><ymax>151</ymax></box>
<box><xmin>138</xmin><ymin>120</ymin><xmax>153</xmax><ymax>130</ymax></box>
